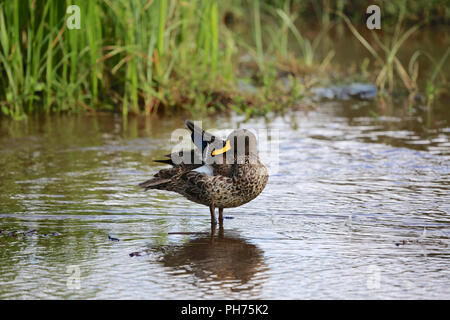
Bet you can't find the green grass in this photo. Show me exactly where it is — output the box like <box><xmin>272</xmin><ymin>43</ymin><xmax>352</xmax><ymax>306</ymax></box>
<box><xmin>0</xmin><ymin>0</ymin><xmax>229</xmax><ymax>118</ymax></box>
<box><xmin>0</xmin><ymin>0</ymin><xmax>448</xmax><ymax>119</ymax></box>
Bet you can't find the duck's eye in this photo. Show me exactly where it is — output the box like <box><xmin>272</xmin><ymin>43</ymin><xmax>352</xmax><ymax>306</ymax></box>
<box><xmin>212</xmin><ymin>140</ymin><xmax>231</xmax><ymax>156</ymax></box>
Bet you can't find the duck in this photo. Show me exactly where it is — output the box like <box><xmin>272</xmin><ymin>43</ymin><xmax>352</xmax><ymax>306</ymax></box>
<box><xmin>139</xmin><ymin>120</ymin><xmax>269</xmax><ymax>225</ymax></box>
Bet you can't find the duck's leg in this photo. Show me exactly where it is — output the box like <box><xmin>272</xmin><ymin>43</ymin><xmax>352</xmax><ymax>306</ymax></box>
<box><xmin>218</xmin><ymin>208</ymin><xmax>224</xmax><ymax>225</ymax></box>
<box><xmin>210</xmin><ymin>223</ymin><xmax>216</xmax><ymax>243</ymax></box>
<box><xmin>218</xmin><ymin>223</ymin><xmax>224</xmax><ymax>239</ymax></box>
<box><xmin>209</xmin><ymin>204</ymin><xmax>217</xmax><ymax>225</ymax></box>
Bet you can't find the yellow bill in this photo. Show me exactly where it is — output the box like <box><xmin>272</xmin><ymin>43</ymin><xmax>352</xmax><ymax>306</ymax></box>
<box><xmin>212</xmin><ymin>140</ymin><xmax>231</xmax><ymax>156</ymax></box>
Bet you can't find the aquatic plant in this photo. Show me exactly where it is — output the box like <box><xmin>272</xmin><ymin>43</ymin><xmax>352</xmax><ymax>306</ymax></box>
<box><xmin>338</xmin><ymin>5</ymin><xmax>449</xmax><ymax>107</ymax></box>
<box><xmin>0</xmin><ymin>0</ymin><xmax>228</xmax><ymax>118</ymax></box>
<box><xmin>337</xmin><ymin>7</ymin><xmax>420</xmax><ymax>93</ymax></box>
<box><xmin>0</xmin><ymin>0</ymin><xmax>448</xmax><ymax>119</ymax></box>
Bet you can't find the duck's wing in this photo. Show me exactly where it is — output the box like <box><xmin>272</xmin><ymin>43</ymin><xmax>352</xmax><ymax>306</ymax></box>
<box><xmin>154</xmin><ymin>149</ymin><xmax>203</xmax><ymax>167</ymax></box>
<box><xmin>138</xmin><ymin>164</ymin><xmax>185</xmax><ymax>190</ymax></box>
<box><xmin>142</xmin><ymin>148</ymin><xmax>206</xmax><ymax>191</ymax></box>
<box><xmin>153</xmin><ymin>120</ymin><xmax>223</xmax><ymax>166</ymax></box>
<box><xmin>179</xmin><ymin>170</ymin><xmax>232</xmax><ymax>204</ymax></box>
<box><xmin>185</xmin><ymin>120</ymin><xmax>224</xmax><ymax>154</ymax></box>
<box><xmin>140</xmin><ymin>121</ymin><xmax>224</xmax><ymax>191</ymax></box>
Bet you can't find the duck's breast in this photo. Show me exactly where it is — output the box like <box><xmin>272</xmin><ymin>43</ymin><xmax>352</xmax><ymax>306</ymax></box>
<box><xmin>212</xmin><ymin>162</ymin><xmax>268</xmax><ymax>208</ymax></box>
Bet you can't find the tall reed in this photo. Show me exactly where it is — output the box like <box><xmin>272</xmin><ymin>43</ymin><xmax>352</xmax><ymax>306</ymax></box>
<box><xmin>0</xmin><ymin>0</ymin><xmax>447</xmax><ymax>119</ymax></box>
<box><xmin>0</xmin><ymin>0</ymin><xmax>228</xmax><ymax>118</ymax></box>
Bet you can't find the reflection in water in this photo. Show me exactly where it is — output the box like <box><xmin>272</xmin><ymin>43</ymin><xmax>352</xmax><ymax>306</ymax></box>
<box><xmin>155</xmin><ymin>226</ymin><xmax>266</xmax><ymax>292</ymax></box>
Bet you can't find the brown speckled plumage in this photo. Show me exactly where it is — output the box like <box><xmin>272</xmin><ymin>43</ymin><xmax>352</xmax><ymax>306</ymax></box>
<box><xmin>139</xmin><ymin>121</ymin><xmax>269</xmax><ymax>225</ymax></box>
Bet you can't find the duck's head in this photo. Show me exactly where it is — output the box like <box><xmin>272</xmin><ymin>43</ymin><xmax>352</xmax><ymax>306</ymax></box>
<box><xmin>210</xmin><ymin>129</ymin><xmax>258</xmax><ymax>161</ymax></box>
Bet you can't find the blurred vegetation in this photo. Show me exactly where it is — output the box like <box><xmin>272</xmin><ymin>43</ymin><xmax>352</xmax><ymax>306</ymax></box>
<box><xmin>0</xmin><ymin>0</ymin><xmax>449</xmax><ymax>120</ymax></box>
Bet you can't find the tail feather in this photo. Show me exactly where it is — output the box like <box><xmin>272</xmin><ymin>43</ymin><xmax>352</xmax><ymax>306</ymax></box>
<box><xmin>138</xmin><ymin>177</ymin><xmax>171</xmax><ymax>190</ymax></box>
<box><xmin>153</xmin><ymin>158</ymin><xmax>173</xmax><ymax>165</ymax></box>
<box><xmin>154</xmin><ymin>149</ymin><xmax>203</xmax><ymax>167</ymax></box>
<box><xmin>140</xmin><ymin>120</ymin><xmax>214</xmax><ymax>191</ymax></box>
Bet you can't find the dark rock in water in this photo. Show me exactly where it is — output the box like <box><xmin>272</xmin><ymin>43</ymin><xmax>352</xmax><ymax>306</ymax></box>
<box><xmin>347</xmin><ymin>83</ymin><xmax>378</xmax><ymax>99</ymax></box>
<box><xmin>23</xmin><ymin>229</ymin><xmax>37</xmax><ymax>236</ymax></box>
<box><xmin>129</xmin><ymin>251</ymin><xmax>146</xmax><ymax>257</ymax></box>
<box><xmin>312</xmin><ymin>83</ymin><xmax>378</xmax><ymax>101</ymax></box>
<box><xmin>312</xmin><ymin>87</ymin><xmax>337</xmax><ymax>100</ymax></box>
<box><xmin>6</xmin><ymin>231</ymin><xmax>17</xmax><ymax>237</ymax></box>
<box><xmin>108</xmin><ymin>235</ymin><xmax>120</xmax><ymax>242</ymax></box>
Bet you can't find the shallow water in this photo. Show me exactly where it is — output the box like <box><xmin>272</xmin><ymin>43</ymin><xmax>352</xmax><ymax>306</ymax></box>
<box><xmin>0</xmin><ymin>96</ymin><xmax>449</xmax><ymax>299</ymax></box>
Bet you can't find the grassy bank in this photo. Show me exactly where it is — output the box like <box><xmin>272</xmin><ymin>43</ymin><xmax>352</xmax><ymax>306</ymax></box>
<box><xmin>0</xmin><ymin>0</ymin><xmax>449</xmax><ymax>120</ymax></box>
